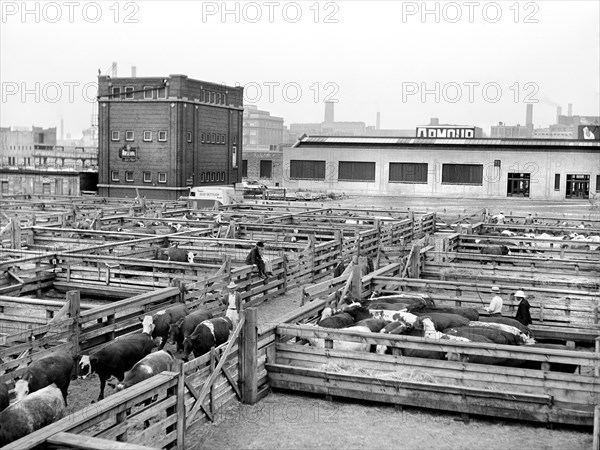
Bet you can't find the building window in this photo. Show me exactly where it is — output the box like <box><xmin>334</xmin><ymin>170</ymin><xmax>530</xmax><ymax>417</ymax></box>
<box><xmin>565</xmin><ymin>174</ymin><xmax>590</xmax><ymax>199</ymax></box>
<box><xmin>157</xmin><ymin>87</ymin><xmax>166</xmax><ymax>99</ymax></box>
<box><xmin>242</xmin><ymin>159</ymin><xmax>248</xmax><ymax>177</ymax></box>
<box><xmin>260</xmin><ymin>160</ymin><xmax>273</xmax><ymax>178</ymax></box>
<box><xmin>201</xmin><ymin>132</ymin><xmax>205</xmax><ymax>143</ymax></box>
<box><xmin>221</xmin><ymin>134</ymin><xmax>226</xmax><ymax>144</ymax></box>
<box><xmin>221</xmin><ymin>172</ymin><xmax>225</xmax><ymax>182</ymax></box>
<box><xmin>143</xmin><ymin>131</ymin><xmax>152</xmax><ymax>142</ymax></box>
<box><xmin>200</xmin><ymin>172</ymin><xmax>205</xmax><ymax>182</ymax></box>
<box><xmin>222</xmin><ymin>94</ymin><xmax>226</xmax><ymax>105</ymax></box>
<box><xmin>507</xmin><ymin>173</ymin><xmax>530</xmax><ymax>197</ymax></box>
<box><xmin>211</xmin><ymin>133</ymin><xmax>216</xmax><ymax>143</ymax></box>
<box><xmin>158</xmin><ymin>131</ymin><xmax>167</xmax><ymax>142</ymax></box>
<box><xmin>217</xmin><ymin>93</ymin><xmax>221</xmax><ymax>104</ymax></box>
<box><xmin>125</xmin><ymin>171</ymin><xmax>134</xmax><ymax>182</ymax></box>
<box><xmin>42</xmin><ymin>183</ymin><xmax>51</xmax><ymax>195</ymax></box>
<box><xmin>187</xmin><ymin>132</ymin><xmax>192</xmax><ymax>143</ymax></box>
<box><xmin>201</xmin><ymin>90</ymin><xmax>205</xmax><ymax>102</ymax></box>
<box><xmin>111</xmin><ymin>171</ymin><xmax>119</xmax><ymax>182</ymax></box>
<box><xmin>158</xmin><ymin>172</ymin><xmax>167</xmax><ymax>183</ymax></box>
<box><xmin>124</xmin><ymin>86</ymin><xmax>134</xmax><ymax>99</ymax></box>
<box><xmin>290</xmin><ymin>160</ymin><xmax>326</xmax><ymax>180</ymax></box>
<box><xmin>232</xmin><ymin>146</ymin><xmax>237</xmax><ymax>168</ymax></box>
<box><xmin>389</xmin><ymin>163</ymin><xmax>428</xmax><ymax>184</ymax></box>
<box><xmin>494</xmin><ymin>160</ymin><xmax>501</xmax><ymax>167</ymax></box>
<box><xmin>216</xmin><ymin>134</ymin><xmax>221</xmax><ymax>144</ymax></box>
<box><xmin>441</xmin><ymin>164</ymin><xmax>483</xmax><ymax>185</ymax></box>
<box><xmin>111</xmin><ymin>87</ymin><xmax>121</xmax><ymax>99</ymax></box>
<box><xmin>596</xmin><ymin>175</ymin><xmax>600</xmax><ymax>192</ymax></box>
<box><xmin>111</xmin><ymin>131</ymin><xmax>120</xmax><ymax>141</ymax></box>
<box><xmin>211</xmin><ymin>92</ymin><xmax>215</xmax><ymax>103</ymax></box>
<box><xmin>143</xmin><ymin>172</ymin><xmax>152</xmax><ymax>183</ymax></box>
<box><xmin>233</xmin><ymin>134</ymin><xmax>237</xmax><ymax>145</ymax></box>
<box><xmin>125</xmin><ymin>131</ymin><xmax>134</xmax><ymax>141</ymax></box>
<box><xmin>554</xmin><ymin>174</ymin><xmax>560</xmax><ymax>190</ymax></box>
<box><xmin>143</xmin><ymin>86</ymin><xmax>154</xmax><ymax>99</ymax></box>
<box><xmin>338</xmin><ymin>161</ymin><xmax>376</xmax><ymax>182</ymax></box>
<box><xmin>1</xmin><ymin>181</ymin><xmax>9</xmax><ymax>194</ymax></box>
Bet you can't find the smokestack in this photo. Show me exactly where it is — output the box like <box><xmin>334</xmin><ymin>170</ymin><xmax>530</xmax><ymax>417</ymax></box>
<box><xmin>376</xmin><ymin>112</ymin><xmax>381</xmax><ymax>130</ymax></box>
<box><xmin>324</xmin><ymin>101</ymin><xmax>334</xmax><ymax>123</ymax></box>
<box><xmin>556</xmin><ymin>106</ymin><xmax>562</xmax><ymax>123</ymax></box>
<box><xmin>568</xmin><ymin>103</ymin><xmax>572</xmax><ymax>117</ymax></box>
<box><xmin>430</xmin><ymin>118</ymin><xmax>439</xmax><ymax>125</ymax></box>
<box><xmin>111</xmin><ymin>61</ymin><xmax>118</xmax><ymax>77</ymax></box>
<box><xmin>526</xmin><ymin>104</ymin><xmax>533</xmax><ymax>127</ymax></box>
<box><xmin>60</xmin><ymin>118</ymin><xmax>64</xmax><ymax>141</ymax></box>
<box><xmin>131</xmin><ymin>66</ymin><xmax>137</xmax><ymax>77</ymax></box>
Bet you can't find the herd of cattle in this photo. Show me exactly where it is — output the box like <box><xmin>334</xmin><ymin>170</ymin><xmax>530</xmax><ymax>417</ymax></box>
<box><xmin>478</xmin><ymin>229</ymin><xmax>600</xmax><ymax>254</ymax></box>
<box><xmin>304</xmin><ymin>293</ymin><xmax>580</xmax><ymax>371</ymax></box>
<box><xmin>0</xmin><ymin>294</ymin><xmax>240</xmax><ymax>446</ymax></box>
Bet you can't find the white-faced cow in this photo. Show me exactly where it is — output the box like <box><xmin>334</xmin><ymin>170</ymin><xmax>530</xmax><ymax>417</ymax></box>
<box><xmin>153</xmin><ymin>304</ymin><xmax>189</xmax><ymax>350</ymax></box>
<box><xmin>115</xmin><ymin>350</ymin><xmax>174</xmax><ymax>392</ymax></box>
<box><xmin>182</xmin><ymin>317</ymin><xmax>233</xmax><ymax>361</ymax></box>
<box><xmin>14</xmin><ymin>350</ymin><xmax>74</xmax><ymax>405</ymax></box>
<box><xmin>79</xmin><ymin>316</ymin><xmax>155</xmax><ymax>402</ymax></box>
<box><xmin>0</xmin><ymin>384</ymin><xmax>66</xmax><ymax>446</ymax></box>
<box><xmin>168</xmin><ymin>307</ymin><xmax>213</xmax><ymax>352</ymax></box>
<box><xmin>155</xmin><ymin>247</ymin><xmax>195</xmax><ymax>263</ymax></box>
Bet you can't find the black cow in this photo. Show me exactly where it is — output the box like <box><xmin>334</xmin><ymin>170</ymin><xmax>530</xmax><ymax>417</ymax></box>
<box><xmin>410</xmin><ymin>306</ymin><xmax>479</xmax><ymax>321</ymax></box>
<box><xmin>0</xmin><ymin>384</ymin><xmax>66</xmax><ymax>446</ymax></box>
<box><xmin>79</xmin><ymin>317</ymin><xmax>155</xmax><ymax>402</ymax></box>
<box><xmin>115</xmin><ymin>350</ymin><xmax>174</xmax><ymax>391</ymax></box>
<box><xmin>14</xmin><ymin>351</ymin><xmax>73</xmax><ymax>405</ymax></box>
<box><xmin>317</xmin><ymin>312</ymin><xmax>354</xmax><ymax>329</ymax></box>
<box><xmin>333</xmin><ymin>261</ymin><xmax>346</xmax><ymax>278</ymax></box>
<box><xmin>0</xmin><ymin>382</ymin><xmax>8</xmax><ymax>412</ymax></box>
<box><xmin>182</xmin><ymin>317</ymin><xmax>232</xmax><ymax>361</ymax></box>
<box><xmin>168</xmin><ymin>308</ymin><xmax>213</xmax><ymax>351</ymax></box>
<box><xmin>444</xmin><ymin>326</ymin><xmax>521</xmax><ymax>345</ymax></box>
<box><xmin>341</xmin><ymin>304</ymin><xmax>372</xmax><ymax>322</ymax></box>
<box><xmin>481</xmin><ymin>245</ymin><xmax>510</xmax><ymax>256</ymax></box>
<box><xmin>153</xmin><ymin>304</ymin><xmax>189</xmax><ymax>350</ymax></box>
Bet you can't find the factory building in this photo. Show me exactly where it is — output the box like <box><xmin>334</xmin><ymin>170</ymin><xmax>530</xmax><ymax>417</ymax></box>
<box><xmin>284</xmin><ymin>136</ymin><xmax>600</xmax><ymax>200</ymax></box>
<box><xmin>97</xmin><ymin>73</ymin><xmax>244</xmax><ymax>200</ymax></box>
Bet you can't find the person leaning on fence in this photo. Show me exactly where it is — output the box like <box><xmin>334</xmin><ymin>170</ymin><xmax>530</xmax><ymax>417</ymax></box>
<box><xmin>246</xmin><ymin>241</ymin><xmax>268</xmax><ymax>279</ymax></box>
<box><xmin>514</xmin><ymin>290</ymin><xmax>532</xmax><ymax>326</ymax></box>
<box><xmin>485</xmin><ymin>286</ymin><xmax>503</xmax><ymax>316</ymax></box>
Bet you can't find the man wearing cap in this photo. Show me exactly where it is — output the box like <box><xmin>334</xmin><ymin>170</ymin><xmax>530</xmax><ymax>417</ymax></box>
<box><xmin>246</xmin><ymin>241</ymin><xmax>268</xmax><ymax>279</ymax></box>
<box><xmin>485</xmin><ymin>286</ymin><xmax>503</xmax><ymax>316</ymax></box>
<box><xmin>514</xmin><ymin>290</ymin><xmax>532</xmax><ymax>326</ymax></box>
<box><xmin>495</xmin><ymin>211</ymin><xmax>506</xmax><ymax>225</ymax></box>
<box><xmin>224</xmin><ymin>280</ymin><xmax>243</xmax><ymax>329</ymax></box>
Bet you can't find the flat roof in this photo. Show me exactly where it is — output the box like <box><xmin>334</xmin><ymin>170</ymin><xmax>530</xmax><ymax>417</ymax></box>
<box><xmin>292</xmin><ymin>135</ymin><xmax>600</xmax><ymax>150</ymax></box>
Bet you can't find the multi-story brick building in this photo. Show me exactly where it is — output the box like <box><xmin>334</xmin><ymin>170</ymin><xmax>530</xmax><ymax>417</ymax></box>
<box><xmin>97</xmin><ymin>74</ymin><xmax>244</xmax><ymax>199</ymax></box>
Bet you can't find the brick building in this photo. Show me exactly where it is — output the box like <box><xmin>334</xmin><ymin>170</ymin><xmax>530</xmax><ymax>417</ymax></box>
<box><xmin>97</xmin><ymin>74</ymin><xmax>244</xmax><ymax>200</ymax></box>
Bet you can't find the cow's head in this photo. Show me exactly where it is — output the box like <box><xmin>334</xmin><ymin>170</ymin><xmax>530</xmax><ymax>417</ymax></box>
<box><xmin>140</xmin><ymin>316</ymin><xmax>155</xmax><ymax>336</ymax></box>
<box><xmin>14</xmin><ymin>379</ymin><xmax>29</xmax><ymax>401</ymax></box>
<box><xmin>167</xmin><ymin>318</ymin><xmax>184</xmax><ymax>345</ymax></box>
<box><xmin>446</xmin><ymin>352</ymin><xmax>469</xmax><ymax>362</ymax></box>
<box><xmin>79</xmin><ymin>354</ymin><xmax>96</xmax><ymax>379</ymax></box>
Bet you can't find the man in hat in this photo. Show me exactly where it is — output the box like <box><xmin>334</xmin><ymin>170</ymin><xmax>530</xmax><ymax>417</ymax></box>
<box><xmin>246</xmin><ymin>241</ymin><xmax>268</xmax><ymax>279</ymax></box>
<box><xmin>224</xmin><ymin>280</ymin><xmax>243</xmax><ymax>329</ymax></box>
<box><xmin>494</xmin><ymin>211</ymin><xmax>506</xmax><ymax>225</ymax></box>
<box><xmin>514</xmin><ymin>290</ymin><xmax>532</xmax><ymax>326</ymax></box>
<box><xmin>485</xmin><ymin>286</ymin><xmax>503</xmax><ymax>316</ymax></box>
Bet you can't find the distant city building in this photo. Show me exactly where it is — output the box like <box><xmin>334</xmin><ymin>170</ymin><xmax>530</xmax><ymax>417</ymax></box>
<box><xmin>490</xmin><ymin>104</ymin><xmax>534</xmax><ymax>139</ymax></box>
<box><xmin>97</xmin><ymin>73</ymin><xmax>244</xmax><ymax>200</ymax></box>
<box><xmin>0</xmin><ymin>125</ymin><xmax>97</xmax><ymax>196</ymax></box>
<box><xmin>243</xmin><ymin>105</ymin><xmax>284</xmax><ymax>148</ymax></box>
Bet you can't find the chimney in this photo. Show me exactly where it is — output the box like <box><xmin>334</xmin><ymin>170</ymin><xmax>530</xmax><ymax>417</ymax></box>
<box><xmin>376</xmin><ymin>112</ymin><xmax>381</xmax><ymax>130</ymax></box>
<box><xmin>568</xmin><ymin>103</ymin><xmax>572</xmax><ymax>117</ymax></box>
<box><xmin>60</xmin><ymin>118</ymin><xmax>64</xmax><ymax>141</ymax></box>
<box><xmin>556</xmin><ymin>106</ymin><xmax>562</xmax><ymax>123</ymax></box>
<box><xmin>324</xmin><ymin>101</ymin><xmax>334</xmax><ymax>123</ymax></box>
<box><xmin>131</xmin><ymin>66</ymin><xmax>137</xmax><ymax>77</ymax></box>
<box><xmin>526</xmin><ymin>104</ymin><xmax>533</xmax><ymax>127</ymax></box>
<box><xmin>430</xmin><ymin>118</ymin><xmax>439</xmax><ymax>125</ymax></box>
<box><xmin>111</xmin><ymin>61</ymin><xmax>118</xmax><ymax>77</ymax></box>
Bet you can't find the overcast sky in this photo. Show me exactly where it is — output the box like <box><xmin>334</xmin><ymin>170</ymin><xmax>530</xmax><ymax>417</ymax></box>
<box><xmin>1</xmin><ymin>0</ymin><xmax>599</xmax><ymax>137</ymax></box>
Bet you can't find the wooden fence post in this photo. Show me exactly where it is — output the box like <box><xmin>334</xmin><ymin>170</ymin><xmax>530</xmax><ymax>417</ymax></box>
<box><xmin>67</xmin><ymin>290</ymin><xmax>80</xmax><ymax>357</ymax></box>
<box><xmin>410</xmin><ymin>245</ymin><xmax>422</xmax><ymax>279</ymax></box>
<box><xmin>240</xmin><ymin>308</ymin><xmax>258</xmax><ymax>404</ymax></box>
<box><xmin>350</xmin><ymin>264</ymin><xmax>361</xmax><ymax>300</ymax></box>
<box><xmin>176</xmin><ymin>361</ymin><xmax>185</xmax><ymax>450</ymax></box>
